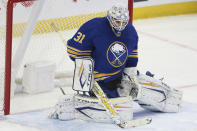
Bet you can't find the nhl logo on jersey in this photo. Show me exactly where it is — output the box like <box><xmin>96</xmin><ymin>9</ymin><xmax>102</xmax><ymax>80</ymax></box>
<box><xmin>107</xmin><ymin>41</ymin><xmax>128</xmax><ymax>67</ymax></box>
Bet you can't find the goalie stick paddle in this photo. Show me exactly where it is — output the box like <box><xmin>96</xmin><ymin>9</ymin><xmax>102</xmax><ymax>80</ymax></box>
<box><xmin>92</xmin><ymin>82</ymin><xmax>152</xmax><ymax>128</ymax></box>
<box><xmin>50</xmin><ymin>21</ymin><xmax>152</xmax><ymax>128</ymax></box>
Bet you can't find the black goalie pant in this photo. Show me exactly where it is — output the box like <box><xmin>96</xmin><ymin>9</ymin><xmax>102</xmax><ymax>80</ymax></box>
<box><xmin>90</xmin><ymin>76</ymin><xmax>122</xmax><ymax>98</ymax></box>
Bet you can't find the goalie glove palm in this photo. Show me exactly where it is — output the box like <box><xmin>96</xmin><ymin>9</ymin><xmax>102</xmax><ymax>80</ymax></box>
<box><xmin>129</xmin><ymin>79</ymin><xmax>141</xmax><ymax>99</ymax></box>
<box><xmin>118</xmin><ymin>67</ymin><xmax>141</xmax><ymax>99</ymax></box>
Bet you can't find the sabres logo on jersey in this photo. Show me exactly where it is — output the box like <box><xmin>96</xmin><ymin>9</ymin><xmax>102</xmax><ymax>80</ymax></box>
<box><xmin>107</xmin><ymin>41</ymin><xmax>128</xmax><ymax>67</ymax></box>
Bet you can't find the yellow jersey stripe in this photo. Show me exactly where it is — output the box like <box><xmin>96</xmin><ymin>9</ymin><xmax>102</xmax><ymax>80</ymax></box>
<box><xmin>94</xmin><ymin>69</ymin><xmax>122</xmax><ymax>78</ymax></box>
<box><xmin>128</xmin><ymin>56</ymin><xmax>138</xmax><ymax>58</ymax></box>
<box><xmin>67</xmin><ymin>49</ymin><xmax>91</xmax><ymax>56</ymax></box>
<box><xmin>131</xmin><ymin>53</ymin><xmax>138</xmax><ymax>55</ymax></box>
<box><xmin>95</xmin><ymin>77</ymin><xmax>110</xmax><ymax>81</ymax></box>
<box><xmin>67</xmin><ymin>45</ymin><xmax>92</xmax><ymax>53</ymax></box>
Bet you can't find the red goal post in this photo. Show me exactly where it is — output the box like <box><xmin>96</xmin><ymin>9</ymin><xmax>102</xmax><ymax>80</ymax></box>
<box><xmin>0</xmin><ymin>0</ymin><xmax>134</xmax><ymax>115</ymax></box>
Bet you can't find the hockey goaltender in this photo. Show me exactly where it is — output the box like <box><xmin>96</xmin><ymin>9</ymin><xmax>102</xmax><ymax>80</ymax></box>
<box><xmin>48</xmin><ymin>3</ymin><xmax>182</xmax><ymax>128</ymax></box>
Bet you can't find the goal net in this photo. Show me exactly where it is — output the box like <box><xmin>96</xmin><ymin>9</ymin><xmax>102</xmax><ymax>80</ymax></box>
<box><xmin>0</xmin><ymin>0</ymin><xmax>133</xmax><ymax>115</ymax></box>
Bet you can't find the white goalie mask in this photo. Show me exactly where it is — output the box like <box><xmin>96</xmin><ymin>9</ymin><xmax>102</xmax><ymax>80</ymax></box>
<box><xmin>107</xmin><ymin>4</ymin><xmax>129</xmax><ymax>34</ymax></box>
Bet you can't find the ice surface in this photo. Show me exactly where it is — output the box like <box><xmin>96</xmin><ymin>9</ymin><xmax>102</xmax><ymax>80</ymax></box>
<box><xmin>1</xmin><ymin>102</ymin><xmax>197</xmax><ymax>131</ymax></box>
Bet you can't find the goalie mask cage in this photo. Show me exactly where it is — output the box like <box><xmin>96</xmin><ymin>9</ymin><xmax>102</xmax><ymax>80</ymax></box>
<box><xmin>0</xmin><ymin>0</ymin><xmax>133</xmax><ymax>115</ymax></box>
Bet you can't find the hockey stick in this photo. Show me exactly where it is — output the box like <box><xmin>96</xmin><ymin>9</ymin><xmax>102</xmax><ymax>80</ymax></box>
<box><xmin>92</xmin><ymin>81</ymin><xmax>152</xmax><ymax>128</ymax></box>
<box><xmin>50</xmin><ymin>22</ymin><xmax>69</xmax><ymax>95</ymax></box>
<box><xmin>50</xmin><ymin>22</ymin><xmax>152</xmax><ymax>128</ymax></box>
<box><xmin>51</xmin><ymin>22</ymin><xmax>67</xmax><ymax>46</ymax></box>
<box><xmin>59</xmin><ymin>87</ymin><xmax>66</xmax><ymax>95</ymax></box>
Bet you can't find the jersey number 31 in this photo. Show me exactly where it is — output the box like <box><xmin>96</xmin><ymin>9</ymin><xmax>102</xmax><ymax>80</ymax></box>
<box><xmin>74</xmin><ymin>32</ymin><xmax>85</xmax><ymax>44</ymax></box>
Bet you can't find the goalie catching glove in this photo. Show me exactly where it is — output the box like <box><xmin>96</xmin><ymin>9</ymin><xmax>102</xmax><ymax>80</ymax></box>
<box><xmin>118</xmin><ymin>67</ymin><xmax>141</xmax><ymax>100</ymax></box>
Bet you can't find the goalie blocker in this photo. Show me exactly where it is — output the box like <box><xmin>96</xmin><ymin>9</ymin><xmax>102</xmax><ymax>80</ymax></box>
<box><xmin>72</xmin><ymin>57</ymin><xmax>94</xmax><ymax>93</ymax></box>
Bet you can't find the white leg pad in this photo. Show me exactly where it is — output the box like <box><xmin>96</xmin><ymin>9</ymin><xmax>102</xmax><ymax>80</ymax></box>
<box><xmin>137</xmin><ymin>87</ymin><xmax>182</xmax><ymax>112</ymax></box>
<box><xmin>75</xmin><ymin>95</ymin><xmax>133</xmax><ymax>123</ymax></box>
<box><xmin>49</xmin><ymin>94</ymin><xmax>133</xmax><ymax>123</ymax></box>
<box><xmin>48</xmin><ymin>94</ymin><xmax>75</xmax><ymax>120</ymax></box>
<box><xmin>137</xmin><ymin>73</ymin><xmax>183</xmax><ymax>112</ymax></box>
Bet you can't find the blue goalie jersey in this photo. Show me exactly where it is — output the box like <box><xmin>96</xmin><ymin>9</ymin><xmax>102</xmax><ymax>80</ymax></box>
<box><xmin>67</xmin><ymin>17</ymin><xmax>138</xmax><ymax>83</ymax></box>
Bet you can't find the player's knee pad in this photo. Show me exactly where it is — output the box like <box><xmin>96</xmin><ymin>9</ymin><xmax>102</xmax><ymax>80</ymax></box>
<box><xmin>136</xmin><ymin>73</ymin><xmax>183</xmax><ymax>113</ymax></box>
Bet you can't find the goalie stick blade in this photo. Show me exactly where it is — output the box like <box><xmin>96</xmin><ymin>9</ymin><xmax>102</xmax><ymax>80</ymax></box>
<box><xmin>119</xmin><ymin>117</ymin><xmax>152</xmax><ymax>128</ymax></box>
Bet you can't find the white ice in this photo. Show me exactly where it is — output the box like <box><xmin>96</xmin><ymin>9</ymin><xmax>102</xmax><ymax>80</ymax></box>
<box><xmin>0</xmin><ymin>14</ymin><xmax>197</xmax><ymax>131</ymax></box>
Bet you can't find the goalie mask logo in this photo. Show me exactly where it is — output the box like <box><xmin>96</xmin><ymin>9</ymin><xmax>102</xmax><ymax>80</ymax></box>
<box><xmin>107</xmin><ymin>41</ymin><xmax>128</xmax><ymax>67</ymax></box>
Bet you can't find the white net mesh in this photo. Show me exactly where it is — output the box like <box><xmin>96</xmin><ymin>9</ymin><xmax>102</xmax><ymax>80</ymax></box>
<box><xmin>0</xmin><ymin>0</ymin><xmax>129</xmax><ymax>115</ymax></box>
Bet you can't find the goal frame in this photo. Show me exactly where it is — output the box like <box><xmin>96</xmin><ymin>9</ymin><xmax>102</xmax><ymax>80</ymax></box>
<box><xmin>3</xmin><ymin>0</ymin><xmax>133</xmax><ymax>115</ymax></box>
<box><xmin>4</xmin><ymin>0</ymin><xmax>35</xmax><ymax>115</ymax></box>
